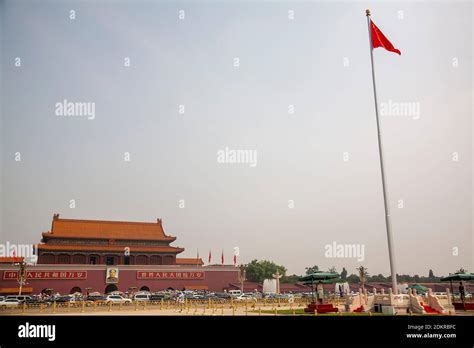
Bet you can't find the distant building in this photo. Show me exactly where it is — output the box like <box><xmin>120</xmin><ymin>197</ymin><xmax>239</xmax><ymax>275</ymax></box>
<box><xmin>0</xmin><ymin>214</ymin><xmax>237</xmax><ymax>295</ymax></box>
<box><xmin>37</xmin><ymin>214</ymin><xmax>185</xmax><ymax>265</ymax></box>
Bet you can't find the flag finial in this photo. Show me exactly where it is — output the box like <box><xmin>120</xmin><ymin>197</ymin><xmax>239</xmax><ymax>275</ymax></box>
<box><xmin>366</xmin><ymin>9</ymin><xmax>371</xmax><ymax>17</ymax></box>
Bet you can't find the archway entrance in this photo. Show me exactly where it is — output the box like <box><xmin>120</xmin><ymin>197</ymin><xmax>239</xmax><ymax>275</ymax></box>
<box><xmin>139</xmin><ymin>286</ymin><xmax>150</xmax><ymax>292</ymax></box>
<box><xmin>70</xmin><ymin>286</ymin><xmax>82</xmax><ymax>294</ymax></box>
<box><xmin>105</xmin><ymin>284</ymin><xmax>118</xmax><ymax>294</ymax></box>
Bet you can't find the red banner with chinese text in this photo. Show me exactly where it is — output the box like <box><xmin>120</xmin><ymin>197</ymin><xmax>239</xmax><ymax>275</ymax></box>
<box><xmin>3</xmin><ymin>271</ymin><xmax>87</xmax><ymax>280</ymax></box>
<box><xmin>136</xmin><ymin>271</ymin><xmax>205</xmax><ymax>280</ymax></box>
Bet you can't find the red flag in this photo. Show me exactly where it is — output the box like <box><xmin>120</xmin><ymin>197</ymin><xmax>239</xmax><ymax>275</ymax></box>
<box><xmin>370</xmin><ymin>21</ymin><xmax>401</xmax><ymax>55</ymax></box>
<box><xmin>233</xmin><ymin>254</ymin><xmax>237</xmax><ymax>266</ymax></box>
<box><xmin>221</xmin><ymin>250</ymin><xmax>224</xmax><ymax>265</ymax></box>
<box><xmin>12</xmin><ymin>249</ymin><xmax>16</xmax><ymax>257</ymax></box>
<box><xmin>208</xmin><ymin>250</ymin><xmax>212</xmax><ymax>264</ymax></box>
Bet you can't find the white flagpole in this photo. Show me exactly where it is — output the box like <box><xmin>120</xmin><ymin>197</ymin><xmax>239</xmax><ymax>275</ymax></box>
<box><xmin>366</xmin><ymin>9</ymin><xmax>398</xmax><ymax>294</ymax></box>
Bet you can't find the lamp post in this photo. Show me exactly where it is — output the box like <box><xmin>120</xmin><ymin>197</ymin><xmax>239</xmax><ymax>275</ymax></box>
<box><xmin>357</xmin><ymin>266</ymin><xmax>368</xmax><ymax>292</ymax></box>
<box><xmin>310</xmin><ymin>279</ymin><xmax>316</xmax><ymax>304</ymax></box>
<box><xmin>15</xmin><ymin>260</ymin><xmax>28</xmax><ymax>296</ymax></box>
<box><xmin>238</xmin><ymin>265</ymin><xmax>246</xmax><ymax>294</ymax></box>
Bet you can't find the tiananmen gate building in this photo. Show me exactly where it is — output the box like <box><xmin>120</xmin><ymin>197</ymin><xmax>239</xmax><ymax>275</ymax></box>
<box><xmin>38</xmin><ymin>214</ymin><xmax>185</xmax><ymax>266</ymax></box>
<box><xmin>0</xmin><ymin>214</ymin><xmax>239</xmax><ymax>295</ymax></box>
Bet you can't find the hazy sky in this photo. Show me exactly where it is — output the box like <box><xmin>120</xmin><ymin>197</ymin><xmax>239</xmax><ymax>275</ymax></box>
<box><xmin>0</xmin><ymin>0</ymin><xmax>472</xmax><ymax>277</ymax></box>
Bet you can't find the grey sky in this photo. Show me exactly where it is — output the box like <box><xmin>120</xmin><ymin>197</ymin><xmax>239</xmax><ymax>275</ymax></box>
<box><xmin>0</xmin><ymin>0</ymin><xmax>472</xmax><ymax>276</ymax></box>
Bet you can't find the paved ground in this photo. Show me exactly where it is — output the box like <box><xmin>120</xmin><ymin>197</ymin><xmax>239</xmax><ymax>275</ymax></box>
<box><xmin>2</xmin><ymin>304</ymin><xmax>474</xmax><ymax>316</ymax></box>
<box><xmin>2</xmin><ymin>299</ymin><xmax>474</xmax><ymax>316</ymax></box>
<box><xmin>1</xmin><ymin>305</ymin><xmax>288</xmax><ymax>316</ymax></box>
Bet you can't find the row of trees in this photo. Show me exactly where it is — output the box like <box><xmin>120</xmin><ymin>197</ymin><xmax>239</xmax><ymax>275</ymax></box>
<box><xmin>244</xmin><ymin>259</ymin><xmax>469</xmax><ymax>284</ymax></box>
<box><xmin>304</xmin><ymin>265</ymin><xmax>454</xmax><ymax>284</ymax></box>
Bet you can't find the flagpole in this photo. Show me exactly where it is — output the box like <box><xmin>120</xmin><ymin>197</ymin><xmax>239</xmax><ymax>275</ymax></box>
<box><xmin>366</xmin><ymin>9</ymin><xmax>398</xmax><ymax>294</ymax></box>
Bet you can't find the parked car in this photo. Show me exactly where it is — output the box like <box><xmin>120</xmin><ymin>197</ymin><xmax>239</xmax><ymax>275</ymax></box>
<box><xmin>234</xmin><ymin>294</ymin><xmax>257</xmax><ymax>302</ymax></box>
<box><xmin>86</xmin><ymin>295</ymin><xmax>107</xmax><ymax>302</ymax></box>
<box><xmin>228</xmin><ymin>290</ymin><xmax>242</xmax><ymax>297</ymax></box>
<box><xmin>204</xmin><ymin>294</ymin><xmax>220</xmax><ymax>300</ymax></box>
<box><xmin>54</xmin><ymin>295</ymin><xmax>75</xmax><ymax>303</ymax></box>
<box><xmin>105</xmin><ymin>295</ymin><xmax>132</xmax><ymax>305</ymax></box>
<box><xmin>0</xmin><ymin>298</ymin><xmax>20</xmax><ymax>309</ymax></box>
<box><xmin>133</xmin><ymin>294</ymin><xmax>150</xmax><ymax>302</ymax></box>
<box><xmin>109</xmin><ymin>291</ymin><xmax>126</xmax><ymax>297</ymax></box>
<box><xmin>189</xmin><ymin>293</ymin><xmax>206</xmax><ymax>299</ymax></box>
<box><xmin>6</xmin><ymin>295</ymin><xmax>32</xmax><ymax>303</ymax></box>
<box><xmin>24</xmin><ymin>298</ymin><xmax>44</xmax><ymax>305</ymax></box>
<box><xmin>276</xmin><ymin>293</ymin><xmax>294</xmax><ymax>299</ymax></box>
<box><xmin>150</xmin><ymin>294</ymin><xmax>167</xmax><ymax>301</ymax></box>
<box><xmin>214</xmin><ymin>292</ymin><xmax>232</xmax><ymax>299</ymax></box>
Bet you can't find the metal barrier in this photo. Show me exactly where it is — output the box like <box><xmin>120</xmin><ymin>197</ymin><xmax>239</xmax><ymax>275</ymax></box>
<box><xmin>0</xmin><ymin>297</ymin><xmax>312</xmax><ymax>315</ymax></box>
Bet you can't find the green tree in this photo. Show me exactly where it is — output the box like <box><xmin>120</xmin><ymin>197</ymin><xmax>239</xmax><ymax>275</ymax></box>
<box><xmin>341</xmin><ymin>267</ymin><xmax>348</xmax><ymax>280</ymax></box>
<box><xmin>281</xmin><ymin>274</ymin><xmax>300</xmax><ymax>284</ymax></box>
<box><xmin>456</xmin><ymin>268</ymin><xmax>467</xmax><ymax>274</ymax></box>
<box><xmin>368</xmin><ymin>273</ymin><xmax>388</xmax><ymax>282</ymax></box>
<box><xmin>245</xmin><ymin>259</ymin><xmax>287</xmax><ymax>283</ymax></box>
<box><xmin>346</xmin><ymin>274</ymin><xmax>359</xmax><ymax>283</ymax></box>
<box><xmin>305</xmin><ymin>265</ymin><xmax>319</xmax><ymax>275</ymax></box>
<box><xmin>428</xmin><ymin>269</ymin><xmax>435</xmax><ymax>281</ymax></box>
<box><xmin>328</xmin><ymin>266</ymin><xmax>337</xmax><ymax>273</ymax></box>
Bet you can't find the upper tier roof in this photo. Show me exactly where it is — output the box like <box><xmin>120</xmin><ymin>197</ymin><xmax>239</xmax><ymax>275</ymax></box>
<box><xmin>42</xmin><ymin>214</ymin><xmax>176</xmax><ymax>242</ymax></box>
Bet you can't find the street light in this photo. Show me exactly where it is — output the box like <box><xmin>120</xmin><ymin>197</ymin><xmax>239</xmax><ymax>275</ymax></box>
<box><xmin>357</xmin><ymin>266</ymin><xmax>368</xmax><ymax>292</ymax></box>
<box><xmin>238</xmin><ymin>265</ymin><xmax>246</xmax><ymax>294</ymax></box>
<box><xmin>14</xmin><ymin>259</ymin><xmax>28</xmax><ymax>296</ymax></box>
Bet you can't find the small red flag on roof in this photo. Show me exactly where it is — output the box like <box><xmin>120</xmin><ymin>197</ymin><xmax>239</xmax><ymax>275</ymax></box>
<box><xmin>221</xmin><ymin>250</ymin><xmax>224</xmax><ymax>265</ymax></box>
<box><xmin>208</xmin><ymin>250</ymin><xmax>212</xmax><ymax>264</ymax></box>
<box><xmin>370</xmin><ymin>20</ymin><xmax>401</xmax><ymax>55</ymax></box>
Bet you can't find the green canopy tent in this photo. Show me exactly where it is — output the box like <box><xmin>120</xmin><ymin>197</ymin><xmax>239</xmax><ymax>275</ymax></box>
<box><xmin>407</xmin><ymin>284</ymin><xmax>428</xmax><ymax>293</ymax></box>
<box><xmin>440</xmin><ymin>273</ymin><xmax>474</xmax><ymax>282</ymax></box>
<box><xmin>299</xmin><ymin>272</ymin><xmax>340</xmax><ymax>303</ymax></box>
<box><xmin>441</xmin><ymin>273</ymin><xmax>474</xmax><ymax>303</ymax></box>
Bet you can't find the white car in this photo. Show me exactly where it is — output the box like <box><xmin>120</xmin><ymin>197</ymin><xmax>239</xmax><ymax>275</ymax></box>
<box><xmin>234</xmin><ymin>294</ymin><xmax>257</xmax><ymax>302</ymax></box>
<box><xmin>6</xmin><ymin>295</ymin><xmax>31</xmax><ymax>303</ymax></box>
<box><xmin>133</xmin><ymin>294</ymin><xmax>150</xmax><ymax>302</ymax></box>
<box><xmin>105</xmin><ymin>295</ymin><xmax>132</xmax><ymax>305</ymax></box>
<box><xmin>228</xmin><ymin>290</ymin><xmax>242</xmax><ymax>297</ymax></box>
<box><xmin>0</xmin><ymin>299</ymin><xmax>20</xmax><ymax>309</ymax></box>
